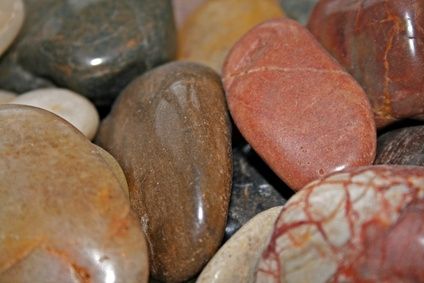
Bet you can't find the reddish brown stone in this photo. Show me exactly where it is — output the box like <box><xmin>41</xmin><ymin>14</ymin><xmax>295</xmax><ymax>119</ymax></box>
<box><xmin>308</xmin><ymin>0</ymin><xmax>424</xmax><ymax>127</ymax></box>
<box><xmin>256</xmin><ymin>166</ymin><xmax>424</xmax><ymax>283</ymax></box>
<box><xmin>223</xmin><ymin>19</ymin><xmax>376</xmax><ymax>191</ymax></box>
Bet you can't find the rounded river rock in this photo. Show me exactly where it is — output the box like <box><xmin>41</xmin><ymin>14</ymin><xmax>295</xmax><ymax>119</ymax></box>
<box><xmin>0</xmin><ymin>105</ymin><xmax>149</xmax><ymax>283</ymax></box>
<box><xmin>97</xmin><ymin>61</ymin><xmax>232</xmax><ymax>282</ymax></box>
<box><xmin>223</xmin><ymin>18</ymin><xmax>376</xmax><ymax>191</ymax></box>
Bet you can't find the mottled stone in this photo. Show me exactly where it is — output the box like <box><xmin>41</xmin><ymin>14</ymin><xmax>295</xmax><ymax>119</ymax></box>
<box><xmin>0</xmin><ymin>90</ymin><xmax>16</xmax><ymax>104</ymax></box>
<box><xmin>256</xmin><ymin>166</ymin><xmax>424</xmax><ymax>283</ymax></box>
<box><xmin>178</xmin><ymin>0</ymin><xmax>284</xmax><ymax>73</ymax></box>
<box><xmin>376</xmin><ymin>126</ymin><xmax>424</xmax><ymax>166</ymax></box>
<box><xmin>223</xmin><ymin>19</ymin><xmax>376</xmax><ymax>191</ymax></box>
<box><xmin>0</xmin><ymin>0</ymin><xmax>24</xmax><ymax>56</ymax></box>
<box><xmin>279</xmin><ymin>0</ymin><xmax>318</xmax><ymax>24</ymax></box>
<box><xmin>97</xmin><ymin>62</ymin><xmax>232</xmax><ymax>282</ymax></box>
<box><xmin>226</xmin><ymin>150</ymin><xmax>286</xmax><ymax>240</ymax></box>
<box><xmin>4</xmin><ymin>0</ymin><xmax>176</xmax><ymax>107</ymax></box>
<box><xmin>308</xmin><ymin>0</ymin><xmax>424</xmax><ymax>127</ymax></box>
<box><xmin>198</xmin><ymin>206</ymin><xmax>282</xmax><ymax>283</ymax></box>
<box><xmin>172</xmin><ymin>0</ymin><xmax>205</xmax><ymax>28</ymax></box>
<box><xmin>11</xmin><ymin>88</ymin><xmax>99</xmax><ymax>140</ymax></box>
<box><xmin>0</xmin><ymin>105</ymin><xmax>149</xmax><ymax>283</ymax></box>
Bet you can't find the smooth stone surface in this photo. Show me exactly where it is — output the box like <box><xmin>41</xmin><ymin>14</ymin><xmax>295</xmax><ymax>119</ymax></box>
<box><xmin>256</xmin><ymin>166</ymin><xmax>424</xmax><ymax>283</ymax></box>
<box><xmin>172</xmin><ymin>0</ymin><xmax>205</xmax><ymax>28</ymax></box>
<box><xmin>97</xmin><ymin>62</ymin><xmax>232</xmax><ymax>282</ymax></box>
<box><xmin>0</xmin><ymin>0</ymin><xmax>56</xmax><ymax>94</ymax></box>
<box><xmin>376</xmin><ymin>126</ymin><xmax>424</xmax><ymax>166</ymax></box>
<box><xmin>308</xmin><ymin>0</ymin><xmax>424</xmax><ymax>127</ymax></box>
<box><xmin>225</xmin><ymin>150</ymin><xmax>286</xmax><ymax>240</ymax></box>
<box><xmin>0</xmin><ymin>0</ymin><xmax>24</xmax><ymax>56</ymax></box>
<box><xmin>178</xmin><ymin>0</ymin><xmax>284</xmax><ymax>73</ymax></box>
<box><xmin>6</xmin><ymin>0</ymin><xmax>176</xmax><ymax>107</ymax></box>
<box><xmin>279</xmin><ymin>0</ymin><xmax>318</xmax><ymax>24</ymax></box>
<box><xmin>197</xmin><ymin>206</ymin><xmax>282</xmax><ymax>283</ymax></box>
<box><xmin>0</xmin><ymin>105</ymin><xmax>149</xmax><ymax>283</ymax></box>
<box><xmin>11</xmin><ymin>88</ymin><xmax>100</xmax><ymax>140</ymax></box>
<box><xmin>0</xmin><ymin>90</ymin><xmax>16</xmax><ymax>104</ymax></box>
<box><xmin>223</xmin><ymin>19</ymin><xmax>376</xmax><ymax>191</ymax></box>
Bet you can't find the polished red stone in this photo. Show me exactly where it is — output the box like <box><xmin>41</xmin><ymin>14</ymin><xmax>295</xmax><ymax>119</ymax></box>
<box><xmin>308</xmin><ymin>0</ymin><xmax>424</xmax><ymax>127</ymax></box>
<box><xmin>256</xmin><ymin>166</ymin><xmax>424</xmax><ymax>283</ymax></box>
<box><xmin>223</xmin><ymin>19</ymin><xmax>376</xmax><ymax>191</ymax></box>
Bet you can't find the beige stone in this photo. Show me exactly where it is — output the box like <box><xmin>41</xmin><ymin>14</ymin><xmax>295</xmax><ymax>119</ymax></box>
<box><xmin>197</xmin><ymin>206</ymin><xmax>283</xmax><ymax>283</ymax></box>
<box><xmin>0</xmin><ymin>90</ymin><xmax>16</xmax><ymax>104</ymax></box>
<box><xmin>10</xmin><ymin>88</ymin><xmax>99</xmax><ymax>140</ymax></box>
<box><xmin>0</xmin><ymin>0</ymin><xmax>24</xmax><ymax>56</ymax></box>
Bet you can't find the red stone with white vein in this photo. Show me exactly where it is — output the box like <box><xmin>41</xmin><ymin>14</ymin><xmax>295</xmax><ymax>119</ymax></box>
<box><xmin>222</xmin><ymin>18</ymin><xmax>376</xmax><ymax>191</ymax></box>
<box><xmin>256</xmin><ymin>165</ymin><xmax>424</xmax><ymax>283</ymax></box>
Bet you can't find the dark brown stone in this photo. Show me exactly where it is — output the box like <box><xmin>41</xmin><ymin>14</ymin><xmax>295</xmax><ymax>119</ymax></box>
<box><xmin>376</xmin><ymin>126</ymin><xmax>424</xmax><ymax>166</ymax></box>
<box><xmin>308</xmin><ymin>0</ymin><xmax>424</xmax><ymax>127</ymax></box>
<box><xmin>96</xmin><ymin>61</ymin><xmax>232</xmax><ymax>282</ymax></box>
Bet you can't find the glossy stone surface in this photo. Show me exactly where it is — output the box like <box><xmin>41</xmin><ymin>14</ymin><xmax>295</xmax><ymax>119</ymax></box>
<box><xmin>197</xmin><ymin>206</ymin><xmax>282</xmax><ymax>283</ymax></box>
<box><xmin>279</xmin><ymin>0</ymin><xmax>318</xmax><ymax>24</ymax></box>
<box><xmin>0</xmin><ymin>90</ymin><xmax>16</xmax><ymax>104</ymax></box>
<box><xmin>0</xmin><ymin>105</ymin><xmax>149</xmax><ymax>283</ymax></box>
<box><xmin>172</xmin><ymin>0</ymin><xmax>205</xmax><ymax>28</ymax></box>
<box><xmin>308</xmin><ymin>0</ymin><xmax>424</xmax><ymax>127</ymax></box>
<box><xmin>0</xmin><ymin>0</ymin><xmax>24</xmax><ymax>56</ymax></box>
<box><xmin>376</xmin><ymin>126</ymin><xmax>424</xmax><ymax>166</ymax></box>
<box><xmin>223</xmin><ymin>19</ymin><xmax>376</xmax><ymax>191</ymax></box>
<box><xmin>226</xmin><ymin>150</ymin><xmax>286</xmax><ymax>240</ymax></box>
<box><xmin>97</xmin><ymin>62</ymin><xmax>232</xmax><ymax>282</ymax></box>
<box><xmin>11</xmin><ymin>88</ymin><xmax>99</xmax><ymax>140</ymax></box>
<box><xmin>178</xmin><ymin>0</ymin><xmax>284</xmax><ymax>73</ymax></box>
<box><xmin>3</xmin><ymin>0</ymin><xmax>176</xmax><ymax>107</ymax></box>
<box><xmin>256</xmin><ymin>166</ymin><xmax>424</xmax><ymax>283</ymax></box>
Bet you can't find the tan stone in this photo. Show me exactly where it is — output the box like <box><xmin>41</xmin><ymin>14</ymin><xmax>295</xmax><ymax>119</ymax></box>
<box><xmin>10</xmin><ymin>88</ymin><xmax>100</xmax><ymax>140</ymax></box>
<box><xmin>197</xmin><ymin>206</ymin><xmax>282</xmax><ymax>283</ymax></box>
<box><xmin>0</xmin><ymin>0</ymin><xmax>24</xmax><ymax>56</ymax></box>
<box><xmin>0</xmin><ymin>90</ymin><xmax>16</xmax><ymax>104</ymax></box>
<box><xmin>178</xmin><ymin>0</ymin><xmax>284</xmax><ymax>73</ymax></box>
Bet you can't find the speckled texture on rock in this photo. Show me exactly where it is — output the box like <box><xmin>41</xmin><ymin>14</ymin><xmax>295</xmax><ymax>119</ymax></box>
<box><xmin>0</xmin><ymin>105</ymin><xmax>149</xmax><ymax>283</ymax></box>
<box><xmin>256</xmin><ymin>166</ymin><xmax>424</xmax><ymax>283</ymax></box>
<box><xmin>4</xmin><ymin>0</ymin><xmax>176</xmax><ymax>107</ymax></box>
<box><xmin>197</xmin><ymin>206</ymin><xmax>282</xmax><ymax>283</ymax></box>
<box><xmin>225</xmin><ymin>150</ymin><xmax>286</xmax><ymax>240</ymax></box>
<box><xmin>308</xmin><ymin>0</ymin><xmax>424</xmax><ymax>127</ymax></box>
<box><xmin>178</xmin><ymin>0</ymin><xmax>284</xmax><ymax>73</ymax></box>
<box><xmin>376</xmin><ymin>126</ymin><xmax>424</xmax><ymax>166</ymax></box>
<box><xmin>223</xmin><ymin>19</ymin><xmax>376</xmax><ymax>191</ymax></box>
<box><xmin>279</xmin><ymin>0</ymin><xmax>318</xmax><ymax>24</ymax></box>
<box><xmin>96</xmin><ymin>62</ymin><xmax>232</xmax><ymax>282</ymax></box>
<box><xmin>0</xmin><ymin>0</ymin><xmax>24</xmax><ymax>56</ymax></box>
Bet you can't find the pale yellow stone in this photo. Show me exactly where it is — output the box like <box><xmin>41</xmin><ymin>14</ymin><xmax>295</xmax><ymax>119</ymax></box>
<box><xmin>0</xmin><ymin>0</ymin><xmax>24</xmax><ymax>56</ymax></box>
<box><xmin>178</xmin><ymin>0</ymin><xmax>284</xmax><ymax>73</ymax></box>
<box><xmin>196</xmin><ymin>206</ymin><xmax>283</xmax><ymax>283</ymax></box>
<box><xmin>10</xmin><ymin>88</ymin><xmax>100</xmax><ymax>140</ymax></box>
<box><xmin>0</xmin><ymin>90</ymin><xmax>17</xmax><ymax>104</ymax></box>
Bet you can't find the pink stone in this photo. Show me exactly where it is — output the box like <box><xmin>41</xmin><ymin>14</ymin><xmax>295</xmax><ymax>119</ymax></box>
<box><xmin>223</xmin><ymin>18</ymin><xmax>376</xmax><ymax>191</ymax></box>
<box><xmin>256</xmin><ymin>165</ymin><xmax>424</xmax><ymax>283</ymax></box>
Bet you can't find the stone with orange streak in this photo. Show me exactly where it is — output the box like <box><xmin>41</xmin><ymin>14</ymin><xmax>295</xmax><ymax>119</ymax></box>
<box><xmin>178</xmin><ymin>0</ymin><xmax>284</xmax><ymax>73</ymax></box>
<box><xmin>0</xmin><ymin>105</ymin><xmax>149</xmax><ymax>283</ymax></box>
<box><xmin>223</xmin><ymin>19</ymin><xmax>376</xmax><ymax>191</ymax></box>
<box><xmin>256</xmin><ymin>166</ymin><xmax>424</xmax><ymax>283</ymax></box>
<box><xmin>308</xmin><ymin>0</ymin><xmax>424</xmax><ymax>128</ymax></box>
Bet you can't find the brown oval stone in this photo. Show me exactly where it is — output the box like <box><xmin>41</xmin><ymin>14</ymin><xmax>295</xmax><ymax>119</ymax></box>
<box><xmin>308</xmin><ymin>0</ymin><xmax>424</xmax><ymax>127</ymax></box>
<box><xmin>223</xmin><ymin>19</ymin><xmax>376</xmax><ymax>191</ymax></box>
<box><xmin>0</xmin><ymin>105</ymin><xmax>149</xmax><ymax>283</ymax></box>
<box><xmin>96</xmin><ymin>62</ymin><xmax>232</xmax><ymax>282</ymax></box>
<box><xmin>178</xmin><ymin>0</ymin><xmax>284</xmax><ymax>73</ymax></box>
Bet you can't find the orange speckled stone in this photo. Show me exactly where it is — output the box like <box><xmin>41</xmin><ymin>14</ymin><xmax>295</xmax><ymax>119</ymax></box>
<box><xmin>178</xmin><ymin>0</ymin><xmax>284</xmax><ymax>73</ymax></box>
<box><xmin>223</xmin><ymin>19</ymin><xmax>376</xmax><ymax>191</ymax></box>
<box><xmin>0</xmin><ymin>105</ymin><xmax>148</xmax><ymax>283</ymax></box>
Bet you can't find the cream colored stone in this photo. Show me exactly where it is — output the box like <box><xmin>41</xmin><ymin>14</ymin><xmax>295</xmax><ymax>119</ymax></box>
<box><xmin>197</xmin><ymin>206</ymin><xmax>283</xmax><ymax>283</ymax></box>
<box><xmin>0</xmin><ymin>90</ymin><xmax>16</xmax><ymax>104</ymax></box>
<box><xmin>0</xmin><ymin>0</ymin><xmax>24</xmax><ymax>56</ymax></box>
<box><xmin>10</xmin><ymin>88</ymin><xmax>99</xmax><ymax>140</ymax></box>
